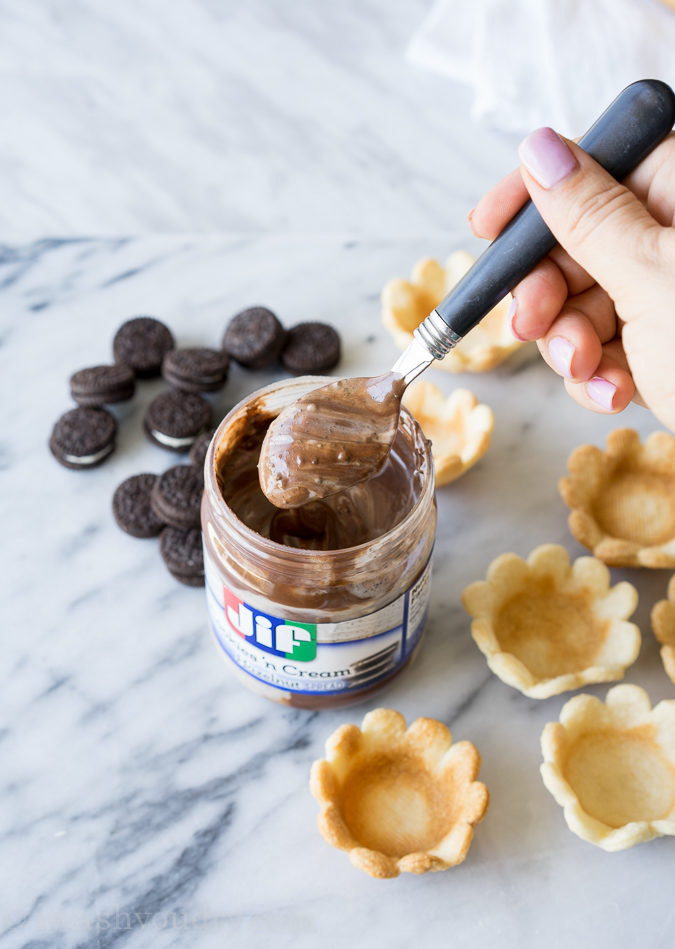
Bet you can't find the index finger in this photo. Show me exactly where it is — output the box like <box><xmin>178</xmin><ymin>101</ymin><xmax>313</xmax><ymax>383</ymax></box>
<box><xmin>469</xmin><ymin>168</ymin><xmax>527</xmax><ymax>240</ymax></box>
<box><xmin>471</xmin><ymin>131</ymin><xmax>675</xmax><ymax>240</ymax></box>
<box><xmin>469</xmin><ymin>166</ymin><xmax>595</xmax><ymax>297</ymax></box>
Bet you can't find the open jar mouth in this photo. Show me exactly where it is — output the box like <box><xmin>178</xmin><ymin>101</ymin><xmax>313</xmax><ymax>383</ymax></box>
<box><xmin>204</xmin><ymin>375</ymin><xmax>435</xmax><ymax>562</ymax></box>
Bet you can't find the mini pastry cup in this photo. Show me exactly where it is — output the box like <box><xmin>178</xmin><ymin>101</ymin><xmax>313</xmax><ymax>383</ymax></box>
<box><xmin>403</xmin><ymin>382</ymin><xmax>494</xmax><ymax>486</ymax></box>
<box><xmin>310</xmin><ymin>708</ymin><xmax>488</xmax><ymax>878</ymax></box>
<box><xmin>559</xmin><ymin>428</ymin><xmax>675</xmax><ymax>568</ymax></box>
<box><xmin>462</xmin><ymin>544</ymin><xmax>640</xmax><ymax>699</ymax></box>
<box><xmin>541</xmin><ymin>684</ymin><xmax>675</xmax><ymax>851</ymax></box>
<box><xmin>651</xmin><ymin>574</ymin><xmax>675</xmax><ymax>685</ymax></box>
<box><xmin>381</xmin><ymin>251</ymin><xmax>525</xmax><ymax>373</ymax></box>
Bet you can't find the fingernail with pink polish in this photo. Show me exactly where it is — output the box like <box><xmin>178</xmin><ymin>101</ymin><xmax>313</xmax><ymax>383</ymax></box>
<box><xmin>508</xmin><ymin>297</ymin><xmax>525</xmax><ymax>341</ymax></box>
<box><xmin>518</xmin><ymin>128</ymin><xmax>578</xmax><ymax>189</ymax></box>
<box><xmin>548</xmin><ymin>336</ymin><xmax>575</xmax><ymax>378</ymax></box>
<box><xmin>587</xmin><ymin>376</ymin><xmax>616</xmax><ymax>411</ymax></box>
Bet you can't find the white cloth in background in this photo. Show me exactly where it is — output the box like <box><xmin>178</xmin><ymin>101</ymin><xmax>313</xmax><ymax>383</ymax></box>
<box><xmin>407</xmin><ymin>0</ymin><xmax>675</xmax><ymax>136</ymax></box>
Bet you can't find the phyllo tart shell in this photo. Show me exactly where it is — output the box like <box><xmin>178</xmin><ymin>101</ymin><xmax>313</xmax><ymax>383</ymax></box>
<box><xmin>381</xmin><ymin>251</ymin><xmax>525</xmax><ymax>373</ymax></box>
<box><xmin>651</xmin><ymin>574</ymin><xmax>675</xmax><ymax>685</ymax></box>
<box><xmin>462</xmin><ymin>544</ymin><xmax>640</xmax><ymax>699</ymax></box>
<box><xmin>310</xmin><ymin>709</ymin><xmax>488</xmax><ymax>878</ymax></box>
<box><xmin>559</xmin><ymin>428</ymin><xmax>675</xmax><ymax>568</ymax></box>
<box><xmin>403</xmin><ymin>382</ymin><xmax>494</xmax><ymax>486</ymax></box>
<box><xmin>541</xmin><ymin>685</ymin><xmax>675</xmax><ymax>850</ymax></box>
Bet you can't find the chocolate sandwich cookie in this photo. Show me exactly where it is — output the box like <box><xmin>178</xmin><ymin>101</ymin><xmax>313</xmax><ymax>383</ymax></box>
<box><xmin>112</xmin><ymin>473</ymin><xmax>165</xmax><ymax>538</ymax></box>
<box><xmin>281</xmin><ymin>322</ymin><xmax>341</xmax><ymax>374</ymax></box>
<box><xmin>113</xmin><ymin>316</ymin><xmax>175</xmax><ymax>377</ymax></box>
<box><xmin>151</xmin><ymin>465</ymin><xmax>203</xmax><ymax>529</ymax></box>
<box><xmin>144</xmin><ymin>390</ymin><xmax>212</xmax><ymax>452</ymax></box>
<box><xmin>70</xmin><ymin>363</ymin><xmax>136</xmax><ymax>407</ymax></box>
<box><xmin>188</xmin><ymin>429</ymin><xmax>215</xmax><ymax>475</ymax></box>
<box><xmin>162</xmin><ymin>347</ymin><xmax>229</xmax><ymax>393</ymax></box>
<box><xmin>222</xmin><ymin>306</ymin><xmax>286</xmax><ymax>369</ymax></box>
<box><xmin>50</xmin><ymin>407</ymin><xmax>117</xmax><ymax>470</ymax></box>
<box><xmin>160</xmin><ymin>527</ymin><xmax>204</xmax><ymax>586</ymax></box>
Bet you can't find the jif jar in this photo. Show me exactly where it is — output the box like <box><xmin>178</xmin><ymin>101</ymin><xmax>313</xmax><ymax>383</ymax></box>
<box><xmin>201</xmin><ymin>377</ymin><xmax>436</xmax><ymax>709</ymax></box>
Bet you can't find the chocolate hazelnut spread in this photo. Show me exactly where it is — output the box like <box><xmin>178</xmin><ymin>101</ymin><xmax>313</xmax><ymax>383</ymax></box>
<box><xmin>258</xmin><ymin>371</ymin><xmax>405</xmax><ymax>509</ymax></box>
<box><xmin>217</xmin><ymin>404</ymin><xmax>416</xmax><ymax>551</ymax></box>
<box><xmin>201</xmin><ymin>377</ymin><xmax>436</xmax><ymax>708</ymax></box>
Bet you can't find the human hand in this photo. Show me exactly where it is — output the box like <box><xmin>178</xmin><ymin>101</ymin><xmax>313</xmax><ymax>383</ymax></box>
<box><xmin>469</xmin><ymin>130</ymin><xmax>675</xmax><ymax>432</ymax></box>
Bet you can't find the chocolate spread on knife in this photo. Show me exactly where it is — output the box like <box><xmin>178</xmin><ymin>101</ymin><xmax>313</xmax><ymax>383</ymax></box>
<box><xmin>257</xmin><ymin>372</ymin><xmax>406</xmax><ymax>509</ymax></box>
<box><xmin>215</xmin><ymin>396</ymin><xmax>418</xmax><ymax>552</ymax></box>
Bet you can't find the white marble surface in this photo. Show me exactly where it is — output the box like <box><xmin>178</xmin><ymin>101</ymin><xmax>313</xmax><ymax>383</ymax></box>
<box><xmin>1</xmin><ymin>236</ymin><xmax>674</xmax><ymax>949</ymax></box>
<box><xmin>0</xmin><ymin>0</ymin><xmax>519</xmax><ymax>240</ymax></box>
<box><xmin>2</xmin><ymin>1</ymin><xmax>675</xmax><ymax>945</ymax></box>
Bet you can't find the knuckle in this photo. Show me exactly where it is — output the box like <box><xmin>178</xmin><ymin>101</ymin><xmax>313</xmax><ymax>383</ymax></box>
<box><xmin>636</xmin><ymin>223</ymin><xmax>665</xmax><ymax>269</ymax></box>
<box><xmin>564</xmin><ymin>181</ymin><xmax>636</xmax><ymax>248</ymax></box>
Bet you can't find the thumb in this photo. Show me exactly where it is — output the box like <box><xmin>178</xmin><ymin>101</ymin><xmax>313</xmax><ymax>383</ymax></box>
<box><xmin>518</xmin><ymin>128</ymin><xmax>660</xmax><ymax>307</ymax></box>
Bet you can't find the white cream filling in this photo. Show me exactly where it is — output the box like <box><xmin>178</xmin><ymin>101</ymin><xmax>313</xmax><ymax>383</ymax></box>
<box><xmin>151</xmin><ymin>429</ymin><xmax>198</xmax><ymax>449</ymax></box>
<box><xmin>64</xmin><ymin>444</ymin><xmax>114</xmax><ymax>465</ymax></box>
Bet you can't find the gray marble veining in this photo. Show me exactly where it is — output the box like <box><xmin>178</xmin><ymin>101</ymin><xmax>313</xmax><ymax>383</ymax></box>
<box><xmin>0</xmin><ymin>0</ymin><xmax>518</xmax><ymax>240</ymax></box>
<box><xmin>1</xmin><ymin>236</ymin><xmax>673</xmax><ymax>949</ymax></box>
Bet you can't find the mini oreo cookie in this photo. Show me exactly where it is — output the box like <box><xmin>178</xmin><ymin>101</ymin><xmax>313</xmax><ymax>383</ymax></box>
<box><xmin>113</xmin><ymin>316</ymin><xmax>175</xmax><ymax>377</ymax></box>
<box><xmin>113</xmin><ymin>474</ymin><xmax>165</xmax><ymax>538</ymax></box>
<box><xmin>281</xmin><ymin>322</ymin><xmax>341</xmax><ymax>374</ymax></box>
<box><xmin>222</xmin><ymin>306</ymin><xmax>286</xmax><ymax>369</ymax></box>
<box><xmin>160</xmin><ymin>527</ymin><xmax>204</xmax><ymax>586</ymax></box>
<box><xmin>188</xmin><ymin>429</ymin><xmax>215</xmax><ymax>475</ymax></box>
<box><xmin>162</xmin><ymin>347</ymin><xmax>229</xmax><ymax>393</ymax></box>
<box><xmin>70</xmin><ymin>364</ymin><xmax>136</xmax><ymax>407</ymax></box>
<box><xmin>50</xmin><ymin>407</ymin><xmax>117</xmax><ymax>470</ymax></box>
<box><xmin>151</xmin><ymin>465</ymin><xmax>203</xmax><ymax>529</ymax></box>
<box><xmin>144</xmin><ymin>390</ymin><xmax>212</xmax><ymax>452</ymax></box>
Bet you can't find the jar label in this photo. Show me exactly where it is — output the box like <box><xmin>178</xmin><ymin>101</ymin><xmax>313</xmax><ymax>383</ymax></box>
<box><xmin>204</xmin><ymin>552</ymin><xmax>433</xmax><ymax>696</ymax></box>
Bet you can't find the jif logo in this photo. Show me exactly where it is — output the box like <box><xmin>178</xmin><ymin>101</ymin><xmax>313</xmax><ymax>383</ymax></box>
<box><xmin>224</xmin><ymin>590</ymin><xmax>316</xmax><ymax>661</ymax></box>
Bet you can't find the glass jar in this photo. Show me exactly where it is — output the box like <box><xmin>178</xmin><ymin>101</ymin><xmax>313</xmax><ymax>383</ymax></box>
<box><xmin>201</xmin><ymin>377</ymin><xmax>436</xmax><ymax>709</ymax></box>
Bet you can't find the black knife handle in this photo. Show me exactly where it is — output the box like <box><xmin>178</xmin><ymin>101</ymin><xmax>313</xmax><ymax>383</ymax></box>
<box><xmin>433</xmin><ymin>79</ymin><xmax>675</xmax><ymax>341</ymax></box>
